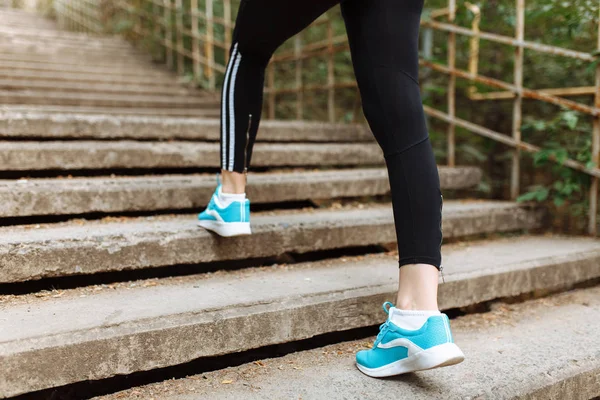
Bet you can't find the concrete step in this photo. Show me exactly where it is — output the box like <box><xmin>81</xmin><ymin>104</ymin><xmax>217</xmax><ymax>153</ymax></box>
<box><xmin>0</xmin><ymin>112</ymin><xmax>371</xmax><ymax>141</ymax></box>
<box><xmin>0</xmin><ymin>141</ymin><xmax>387</xmax><ymax>171</ymax></box>
<box><xmin>0</xmin><ymin>168</ymin><xmax>482</xmax><ymax>217</ymax></box>
<box><xmin>0</xmin><ymin>200</ymin><xmax>538</xmax><ymax>283</ymax></box>
<box><xmin>0</xmin><ymin>20</ymin><xmax>60</xmax><ymax>31</ymax></box>
<box><xmin>1</xmin><ymin>236</ymin><xmax>597</xmax><ymax>397</ymax></box>
<box><xmin>0</xmin><ymin>90</ymin><xmax>220</xmax><ymax>109</ymax></box>
<box><xmin>0</xmin><ymin>43</ymin><xmax>145</xmax><ymax>62</ymax></box>
<box><xmin>0</xmin><ymin>13</ymin><xmax>55</xmax><ymax>28</ymax></box>
<box><xmin>0</xmin><ymin>105</ymin><xmax>221</xmax><ymax>118</ymax></box>
<box><xmin>0</xmin><ymin>37</ymin><xmax>145</xmax><ymax>55</ymax></box>
<box><xmin>0</xmin><ymin>49</ymin><xmax>173</xmax><ymax>73</ymax></box>
<box><xmin>0</xmin><ymin>58</ymin><xmax>176</xmax><ymax>78</ymax></box>
<box><xmin>101</xmin><ymin>285</ymin><xmax>600</xmax><ymax>400</ymax></box>
<box><xmin>0</xmin><ymin>78</ymin><xmax>194</xmax><ymax>96</ymax></box>
<box><xmin>0</xmin><ymin>67</ymin><xmax>181</xmax><ymax>86</ymax></box>
<box><xmin>0</xmin><ymin>27</ymin><xmax>133</xmax><ymax>48</ymax></box>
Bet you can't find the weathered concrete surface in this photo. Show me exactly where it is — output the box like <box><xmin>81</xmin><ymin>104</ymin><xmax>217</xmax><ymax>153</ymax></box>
<box><xmin>0</xmin><ymin>168</ymin><xmax>481</xmax><ymax>217</ymax></box>
<box><xmin>0</xmin><ymin>59</ymin><xmax>176</xmax><ymax>77</ymax></box>
<box><xmin>0</xmin><ymin>112</ymin><xmax>372</xmax><ymax>141</ymax></box>
<box><xmin>0</xmin><ymin>79</ymin><xmax>193</xmax><ymax>96</ymax></box>
<box><xmin>101</xmin><ymin>286</ymin><xmax>600</xmax><ymax>400</ymax></box>
<box><xmin>0</xmin><ymin>68</ymin><xmax>182</xmax><ymax>86</ymax></box>
<box><xmin>0</xmin><ymin>141</ymin><xmax>386</xmax><ymax>170</ymax></box>
<box><xmin>1</xmin><ymin>237</ymin><xmax>598</xmax><ymax>397</ymax></box>
<box><xmin>0</xmin><ymin>50</ymin><xmax>175</xmax><ymax>75</ymax></box>
<box><xmin>0</xmin><ymin>38</ymin><xmax>145</xmax><ymax>56</ymax></box>
<box><xmin>0</xmin><ymin>36</ymin><xmax>135</xmax><ymax>53</ymax></box>
<box><xmin>0</xmin><ymin>105</ymin><xmax>221</xmax><ymax>118</ymax></box>
<box><xmin>0</xmin><ymin>27</ymin><xmax>135</xmax><ymax>48</ymax></box>
<box><xmin>0</xmin><ymin>90</ymin><xmax>220</xmax><ymax>109</ymax></box>
<box><xmin>0</xmin><ymin>45</ymin><xmax>146</xmax><ymax>63</ymax></box>
<box><xmin>0</xmin><ymin>201</ymin><xmax>540</xmax><ymax>282</ymax></box>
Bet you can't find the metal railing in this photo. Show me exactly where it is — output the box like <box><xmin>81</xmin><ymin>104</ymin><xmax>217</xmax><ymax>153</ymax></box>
<box><xmin>48</xmin><ymin>0</ymin><xmax>600</xmax><ymax>233</ymax></box>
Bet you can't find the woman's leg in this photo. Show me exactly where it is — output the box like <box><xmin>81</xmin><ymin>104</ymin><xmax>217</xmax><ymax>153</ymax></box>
<box><xmin>341</xmin><ymin>0</ymin><xmax>442</xmax><ymax>309</ymax></box>
<box><xmin>343</xmin><ymin>0</ymin><xmax>463</xmax><ymax>377</ymax></box>
<box><xmin>342</xmin><ymin>0</ymin><xmax>464</xmax><ymax>377</ymax></box>
<box><xmin>219</xmin><ymin>0</ymin><xmax>339</xmax><ymax>194</ymax></box>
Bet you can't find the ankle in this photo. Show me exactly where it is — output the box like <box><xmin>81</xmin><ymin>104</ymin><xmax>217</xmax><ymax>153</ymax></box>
<box><xmin>395</xmin><ymin>297</ymin><xmax>438</xmax><ymax>312</ymax></box>
<box><xmin>221</xmin><ymin>170</ymin><xmax>246</xmax><ymax>194</ymax></box>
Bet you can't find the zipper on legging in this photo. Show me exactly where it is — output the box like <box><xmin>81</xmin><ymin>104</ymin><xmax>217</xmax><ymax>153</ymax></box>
<box><xmin>439</xmin><ymin>194</ymin><xmax>445</xmax><ymax>283</ymax></box>
<box><xmin>243</xmin><ymin>114</ymin><xmax>253</xmax><ymax>174</ymax></box>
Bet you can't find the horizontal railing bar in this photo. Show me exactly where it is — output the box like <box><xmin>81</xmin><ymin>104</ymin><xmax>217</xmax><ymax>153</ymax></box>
<box><xmin>421</xmin><ymin>19</ymin><xmax>596</xmax><ymax>62</ymax></box>
<box><xmin>421</xmin><ymin>60</ymin><xmax>599</xmax><ymax>116</ymax></box>
<box><xmin>470</xmin><ymin>86</ymin><xmax>597</xmax><ymax>100</ymax></box>
<box><xmin>423</xmin><ymin>105</ymin><xmax>600</xmax><ymax>179</ymax></box>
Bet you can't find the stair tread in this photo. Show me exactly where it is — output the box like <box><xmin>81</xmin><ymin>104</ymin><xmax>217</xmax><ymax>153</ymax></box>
<box><xmin>0</xmin><ymin>78</ymin><xmax>195</xmax><ymax>96</ymax></box>
<box><xmin>0</xmin><ymin>140</ymin><xmax>387</xmax><ymax>170</ymax></box>
<box><xmin>0</xmin><ymin>105</ymin><xmax>220</xmax><ymax>117</ymax></box>
<box><xmin>102</xmin><ymin>285</ymin><xmax>600</xmax><ymax>400</ymax></box>
<box><xmin>1</xmin><ymin>236</ymin><xmax>598</xmax><ymax>397</ymax></box>
<box><xmin>0</xmin><ymin>111</ymin><xmax>373</xmax><ymax>141</ymax></box>
<box><xmin>0</xmin><ymin>168</ymin><xmax>482</xmax><ymax>217</ymax></box>
<box><xmin>0</xmin><ymin>200</ymin><xmax>540</xmax><ymax>282</ymax></box>
<box><xmin>0</xmin><ymin>89</ymin><xmax>219</xmax><ymax>104</ymax></box>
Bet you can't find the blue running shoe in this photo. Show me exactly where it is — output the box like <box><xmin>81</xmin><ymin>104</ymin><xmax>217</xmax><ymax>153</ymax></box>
<box><xmin>197</xmin><ymin>184</ymin><xmax>251</xmax><ymax>237</ymax></box>
<box><xmin>356</xmin><ymin>302</ymin><xmax>464</xmax><ymax>377</ymax></box>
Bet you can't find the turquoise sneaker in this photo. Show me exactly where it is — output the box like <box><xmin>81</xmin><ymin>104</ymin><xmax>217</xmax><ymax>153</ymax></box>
<box><xmin>197</xmin><ymin>184</ymin><xmax>251</xmax><ymax>237</ymax></box>
<box><xmin>356</xmin><ymin>302</ymin><xmax>464</xmax><ymax>377</ymax></box>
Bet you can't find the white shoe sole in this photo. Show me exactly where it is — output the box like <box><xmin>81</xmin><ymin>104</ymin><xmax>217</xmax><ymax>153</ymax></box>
<box><xmin>197</xmin><ymin>220</ymin><xmax>251</xmax><ymax>237</ymax></box>
<box><xmin>356</xmin><ymin>342</ymin><xmax>465</xmax><ymax>378</ymax></box>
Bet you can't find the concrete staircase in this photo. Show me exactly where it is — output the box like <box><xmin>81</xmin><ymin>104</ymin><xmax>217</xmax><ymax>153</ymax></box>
<box><xmin>0</xmin><ymin>8</ymin><xmax>599</xmax><ymax>400</ymax></box>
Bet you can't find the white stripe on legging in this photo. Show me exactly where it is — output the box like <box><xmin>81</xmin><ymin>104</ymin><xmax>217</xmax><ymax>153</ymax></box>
<box><xmin>228</xmin><ymin>47</ymin><xmax>243</xmax><ymax>171</ymax></box>
<box><xmin>221</xmin><ymin>43</ymin><xmax>238</xmax><ymax>170</ymax></box>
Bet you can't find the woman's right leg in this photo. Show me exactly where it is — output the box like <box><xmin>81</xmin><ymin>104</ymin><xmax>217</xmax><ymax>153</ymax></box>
<box><xmin>199</xmin><ymin>0</ymin><xmax>339</xmax><ymax>235</ymax></box>
<box><xmin>219</xmin><ymin>0</ymin><xmax>339</xmax><ymax>194</ymax></box>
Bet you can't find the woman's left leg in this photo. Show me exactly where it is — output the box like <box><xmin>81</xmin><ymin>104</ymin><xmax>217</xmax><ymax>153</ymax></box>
<box><xmin>341</xmin><ymin>0</ymin><xmax>464</xmax><ymax>377</ymax></box>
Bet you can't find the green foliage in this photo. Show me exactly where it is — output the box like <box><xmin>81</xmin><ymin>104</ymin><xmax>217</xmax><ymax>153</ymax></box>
<box><xmin>518</xmin><ymin>110</ymin><xmax>591</xmax><ymax>224</ymax></box>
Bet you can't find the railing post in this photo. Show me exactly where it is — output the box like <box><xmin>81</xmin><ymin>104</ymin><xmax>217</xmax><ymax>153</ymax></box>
<box><xmin>164</xmin><ymin>0</ymin><xmax>173</xmax><ymax>69</ymax></box>
<box><xmin>447</xmin><ymin>0</ymin><xmax>456</xmax><ymax>167</ymax></box>
<box><xmin>191</xmin><ymin>0</ymin><xmax>201</xmax><ymax>80</ymax></box>
<box><xmin>327</xmin><ymin>14</ymin><xmax>335</xmax><ymax>123</ymax></box>
<box><xmin>465</xmin><ymin>2</ymin><xmax>481</xmax><ymax>98</ymax></box>
<box><xmin>223</xmin><ymin>0</ymin><xmax>232</xmax><ymax>65</ymax></box>
<box><xmin>153</xmin><ymin>0</ymin><xmax>160</xmax><ymax>44</ymax></box>
<box><xmin>590</xmin><ymin>9</ymin><xmax>600</xmax><ymax>235</ymax></box>
<box><xmin>175</xmin><ymin>0</ymin><xmax>184</xmax><ymax>75</ymax></box>
<box><xmin>295</xmin><ymin>34</ymin><xmax>303</xmax><ymax>120</ymax></box>
<box><xmin>134</xmin><ymin>0</ymin><xmax>142</xmax><ymax>37</ymax></box>
<box><xmin>205</xmin><ymin>0</ymin><xmax>215</xmax><ymax>89</ymax></box>
<box><xmin>511</xmin><ymin>0</ymin><xmax>525</xmax><ymax>200</ymax></box>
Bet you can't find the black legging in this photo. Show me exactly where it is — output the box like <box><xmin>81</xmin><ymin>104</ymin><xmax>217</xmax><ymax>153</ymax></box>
<box><xmin>220</xmin><ymin>0</ymin><xmax>443</xmax><ymax>269</ymax></box>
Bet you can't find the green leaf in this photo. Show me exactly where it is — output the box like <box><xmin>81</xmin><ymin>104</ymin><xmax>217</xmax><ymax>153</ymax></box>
<box><xmin>562</xmin><ymin>111</ymin><xmax>578</xmax><ymax>130</ymax></box>
<box><xmin>536</xmin><ymin>187</ymin><xmax>550</xmax><ymax>201</ymax></box>
<box><xmin>555</xmin><ymin>149</ymin><xmax>568</xmax><ymax>165</ymax></box>
<box><xmin>533</xmin><ymin>120</ymin><xmax>546</xmax><ymax>131</ymax></box>
<box><xmin>517</xmin><ymin>191</ymin><xmax>538</xmax><ymax>202</ymax></box>
<box><xmin>553</xmin><ymin>181</ymin><xmax>564</xmax><ymax>191</ymax></box>
<box><xmin>554</xmin><ymin>197</ymin><xmax>566</xmax><ymax>207</ymax></box>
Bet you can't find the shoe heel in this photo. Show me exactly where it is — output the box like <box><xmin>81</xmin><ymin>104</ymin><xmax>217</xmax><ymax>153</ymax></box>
<box><xmin>198</xmin><ymin>220</ymin><xmax>252</xmax><ymax>237</ymax></box>
<box><xmin>415</xmin><ymin>342</ymin><xmax>465</xmax><ymax>371</ymax></box>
